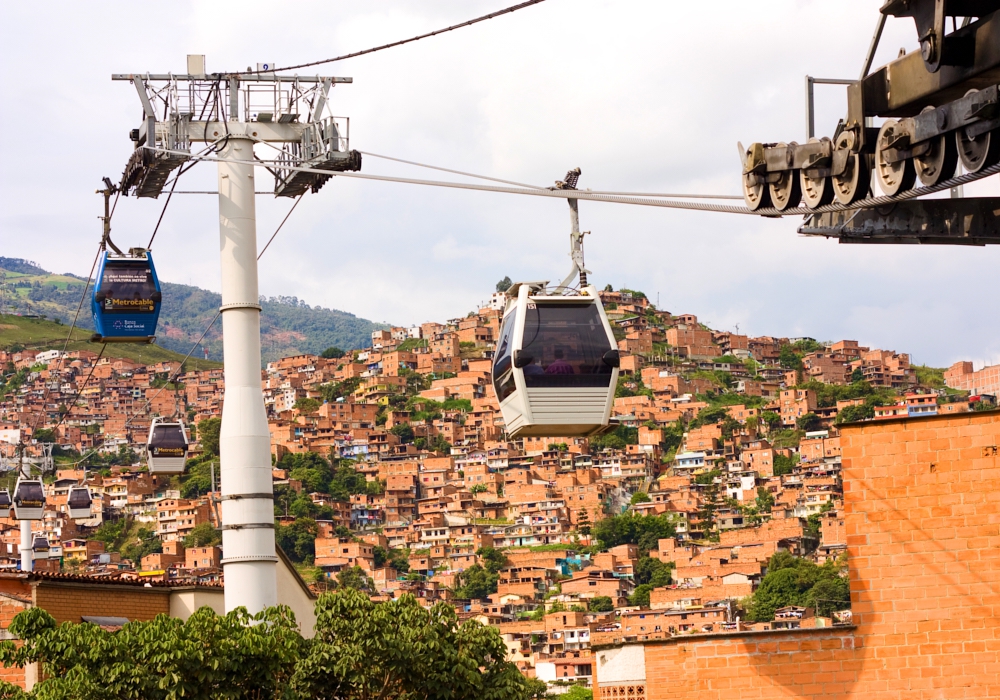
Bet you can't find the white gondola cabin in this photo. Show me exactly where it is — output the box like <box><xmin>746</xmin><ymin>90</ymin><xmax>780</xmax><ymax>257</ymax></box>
<box><xmin>492</xmin><ymin>282</ymin><xmax>619</xmax><ymax>438</ymax></box>
<box><xmin>67</xmin><ymin>485</ymin><xmax>94</xmax><ymax>519</ymax></box>
<box><xmin>147</xmin><ymin>418</ymin><xmax>189</xmax><ymax>474</ymax></box>
<box><xmin>12</xmin><ymin>479</ymin><xmax>45</xmax><ymax>520</ymax></box>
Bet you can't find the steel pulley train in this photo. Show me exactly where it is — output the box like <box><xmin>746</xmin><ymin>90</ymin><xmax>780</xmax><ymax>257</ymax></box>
<box><xmin>491</xmin><ymin>169</ymin><xmax>621</xmax><ymax>439</ymax></box>
<box><xmin>739</xmin><ymin>0</ymin><xmax>1000</xmax><ymax>227</ymax></box>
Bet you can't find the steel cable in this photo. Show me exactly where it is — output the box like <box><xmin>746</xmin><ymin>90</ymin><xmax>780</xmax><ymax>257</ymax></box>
<box><xmin>242</xmin><ymin>0</ymin><xmax>549</xmax><ymax>75</ymax></box>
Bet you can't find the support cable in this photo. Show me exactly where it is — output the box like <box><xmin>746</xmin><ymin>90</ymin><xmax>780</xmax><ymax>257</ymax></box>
<box><xmin>149</xmin><ymin>146</ymin><xmax>1000</xmax><ymax>217</ymax></box>
<box><xmin>246</xmin><ymin>0</ymin><xmax>549</xmax><ymax>74</ymax></box>
<box><xmin>258</xmin><ymin>194</ymin><xmax>305</xmax><ymax>260</ymax></box>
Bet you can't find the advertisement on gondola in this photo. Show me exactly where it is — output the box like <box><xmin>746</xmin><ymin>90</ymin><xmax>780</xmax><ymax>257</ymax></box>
<box><xmin>101</xmin><ymin>266</ymin><xmax>157</xmax><ymax>313</ymax></box>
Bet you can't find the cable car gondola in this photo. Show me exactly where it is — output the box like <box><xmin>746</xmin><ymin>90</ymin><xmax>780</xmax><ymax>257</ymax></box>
<box><xmin>12</xmin><ymin>479</ymin><xmax>45</xmax><ymax>520</ymax></box>
<box><xmin>91</xmin><ymin>250</ymin><xmax>162</xmax><ymax>343</ymax></box>
<box><xmin>0</xmin><ymin>489</ymin><xmax>10</xmax><ymax>510</ymax></box>
<box><xmin>147</xmin><ymin>418</ymin><xmax>189</xmax><ymax>474</ymax></box>
<box><xmin>492</xmin><ymin>281</ymin><xmax>619</xmax><ymax>438</ymax></box>
<box><xmin>67</xmin><ymin>485</ymin><xmax>94</xmax><ymax>519</ymax></box>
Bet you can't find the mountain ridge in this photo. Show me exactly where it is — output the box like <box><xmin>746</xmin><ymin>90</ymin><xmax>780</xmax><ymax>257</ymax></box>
<box><xmin>0</xmin><ymin>257</ymin><xmax>385</xmax><ymax>364</ymax></box>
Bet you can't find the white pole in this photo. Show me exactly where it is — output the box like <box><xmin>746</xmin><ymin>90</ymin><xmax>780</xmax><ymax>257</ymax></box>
<box><xmin>217</xmin><ymin>134</ymin><xmax>278</xmax><ymax>613</ymax></box>
<box><xmin>20</xmin><ymin>519</ymin><xmax>31</xmax><ymax>572</ymax></box>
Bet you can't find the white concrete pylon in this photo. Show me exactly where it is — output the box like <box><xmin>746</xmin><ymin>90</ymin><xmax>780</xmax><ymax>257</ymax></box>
<box><xmin>216</xmin><ymin>135</ymin><xmax>278</xmax><ymax>613</ymax></box>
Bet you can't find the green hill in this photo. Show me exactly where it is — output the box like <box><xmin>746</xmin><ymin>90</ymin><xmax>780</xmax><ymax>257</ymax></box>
<box><xmin>0</xmin><ymin>314</ymin><xmax>220</xmax><ymax>371</ymax></box>
<box><xmin>0</xmin><ymin>257</ymin><xmax>384</xmax><ymax>365</ymax></box>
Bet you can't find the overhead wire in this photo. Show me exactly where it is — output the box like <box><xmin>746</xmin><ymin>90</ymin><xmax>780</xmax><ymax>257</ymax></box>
<box><xmin>243</xmin><ymin>0</ymin><xmax>549</xmax><ymax>75</ymax></box>
<box><xmin>150</xmin><ymin>146</ymin><xmax>1000</xmax><ymax>217</ymax></box>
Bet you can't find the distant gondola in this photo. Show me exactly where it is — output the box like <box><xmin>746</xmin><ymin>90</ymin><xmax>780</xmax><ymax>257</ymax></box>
<box><xmin>12</xmin><ymin>479</ymin><xmax>45</xmax><ymax>520</ymax></box>
<box><xmin>147</xmin><ymin>418</ymin><xmax>189</xmax><ymax>474</ymax></box>
<box><xmin>67</xmin><ymin>485</ymin><xmax>93</xmax><ymax>519</ymax></box>
<box><xmin>0</xmin><ymin>489</ymin><xmax>10</xmax><ymax>510</ymax></box>
<box><xmin>492</xmin><ymin>282</ymin><xmax>619</xmax><ymax>438</ymax></box>
<box><xmin>91</xmin><ymin>250</ymin><xmax>161</xmax><ymax>343</ymax></box>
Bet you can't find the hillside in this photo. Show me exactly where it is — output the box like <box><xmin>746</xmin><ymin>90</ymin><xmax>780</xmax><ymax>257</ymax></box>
<box><xmin>0</xmin><ymin>314</ymin><xmax>221</xmax><ymax>371</ymax></box>
<box><xmin>0</xmin><ymin>257</ymin><xmax>384</xmax><ymax>364</ymax></box>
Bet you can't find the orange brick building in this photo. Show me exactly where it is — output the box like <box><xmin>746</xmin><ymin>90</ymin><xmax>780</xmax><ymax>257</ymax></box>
<box><xmin>594</xmin><ymin>410</ymin><xmax>1000</xmax><ymax>699</ymax></box>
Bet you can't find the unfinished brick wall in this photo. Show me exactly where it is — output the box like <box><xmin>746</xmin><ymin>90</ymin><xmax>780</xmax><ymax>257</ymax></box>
<box><xmin>596</xmin><ymin>410</ymin><xmax>1000</xmax><ymax>699</ymax></box>
<box><xmin>33</xmin><ymin>582</ymin><xmax>170</xmax><ymax>624</ymax></box>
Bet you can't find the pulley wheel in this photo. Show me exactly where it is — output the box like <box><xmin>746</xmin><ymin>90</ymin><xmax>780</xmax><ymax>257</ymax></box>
<box><xmin>742</xmin><ymin>171</ymin><xmax>771</xmax><ymax>211</ymax></box>
<box><xmin>956</xmin><ymin>126</ymin><xmax>1000</xmax><ymax>173</ymax></box>
<box><xmin>914</xmin><ymin>106</ymin><xmax>957</xmax><ymax>186</ymax></box>
<box><xmin>956</xmin><ymin>89</ymin><xmax>1000</xmax><ymax>174</ymax></box>
<box><xmin>767</xmin><ymin>144</ymin><xmax>801</xmax><ymax>211</ymax></box>
<box><xmin>799</xmin><ymin>137</ymin><xmax>834</xmax><ymax>209</ymax></box>
<box><xmin>832</xmin><ymin>131</ymin><xmax>869</xmax><ymax>205</ymax></box>
<box><xmin>875</xmin><ymin>119</ymin><xmax>916</xmax><ymax>196</ymax></box>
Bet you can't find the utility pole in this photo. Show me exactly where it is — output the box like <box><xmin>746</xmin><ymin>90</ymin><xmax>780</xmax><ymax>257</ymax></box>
<box><xmin>113</xmin><ymin>57</ymin><xmax>360</xmax><ymax>613</ymax></box>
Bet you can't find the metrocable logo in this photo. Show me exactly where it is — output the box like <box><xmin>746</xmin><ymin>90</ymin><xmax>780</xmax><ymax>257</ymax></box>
<box><xmin>106</xmin><ymin>298</ymin><xmax>155</xmax><ymax>307</ymax></box>
<box><xmin>152</xmin><ymin>448</ymin><xmax>185</xmax><ymax>456</ymax></box>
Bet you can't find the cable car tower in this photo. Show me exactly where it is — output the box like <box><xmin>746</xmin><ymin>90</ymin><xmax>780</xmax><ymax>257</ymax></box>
<box><xmin>112</xmin><ymin>56</ymin><xmax>361</xmax><ymax>614</ymax></box>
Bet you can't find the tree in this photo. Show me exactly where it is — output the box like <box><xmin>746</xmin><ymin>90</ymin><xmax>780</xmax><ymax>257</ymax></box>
<box><xmin>755</xmin><ymin>487</ymin><xmax>775</xmax><ymax>513</ymax></box>
<box><xmin>469</xmin><ymin>483</ymin><xmax>488</xmax><ymax>495</ymax></box>
<box><xmin>294</xmin><ymin>398</ymin><xmax>321</xmax><ymax>414</ymax></box>
<box><xmin>495</xmin><ymin>276</ymin><xmax>512</xmax><ymax>293</ymax></box>
<box><xmin>589</xmin><ymin>596</ymin><xmax>615</xmax><ymax>612</ymax></box>
<box><xmin>184</xmin><ymin>522</ymin><xmax>221</xmax><ymax>548</ymax></box>
<box><xmin>275</xmin><ymin>518</ymin><xmax>318</xmax><ymax>563</ymax></box>
<box><xmin>744</xmin><ymin>552</ymin><xmax>849</xmax><ymax>622</ymax></box>
<box><xmin>773</xmin><ymin>453</ymin><xmax>799</xmax><ymax>476</ymax></box>
<box><xmin>198</xmin><ymin>417</ymin><xmax>221</xmax><ymax>456</ymax></box>
<box><xmin>389</xmin><ymin>424</ymin><xmax>415</xmax><ymax>444</ymax></box>
<box><xmin>630</xmin><ymin>492</ymin><xmax>651</xmax><ymax>505</ymax></box>
<box><xmin>593</xmin><ymin>512</ymin><xmax>676</xmax><ymax>554</ymax></box>
<box><xmin>336</xmin><ymin>566</ymin><xmax>373</xmax><ymax>593</ymax></box>
<box><xmin>778</xmin><ymin>344</ymin><xmax>803</xmax><ymax>370</ymax></box>
<box><xmin>0</xmin><ymin>605</ymin><xmax>304</xmax><ymax>700</ymax></box>
<box><xmin>293</xmin><ymin>589</ymin><xmax>532</xmax><ymax>700</ymax></box>
<box><xmin>836</xmin><ymin>403</ymin><xmax>874</xmax><ymax>424</ymax></box>
<box><xmin>633</xmin><ymin>556</ymin><xmax>672</xmax><ymax>587</ymax></box>
<box><xmin>850</xmin><ymin>368</ymin><xmax>864</xmax><ymax>383</ymax></box>
<box><xmin>321</xmin><ymin>346</ymin><xmax>346</xmax><ymax>359</ymax></box>
<box><xmin>629</xmin><ymin>584</ymin><xmax>653</xmax><ymax>607</ymax></box>
<box><xmin>796</xmin><ymin>412</ymin><xmax>822</xmax><ymax>432</ymax></box>
<box><xmin>577</xmin><ymin>508</ymin><xmax>592</xmax><ymax>536</ymax></box>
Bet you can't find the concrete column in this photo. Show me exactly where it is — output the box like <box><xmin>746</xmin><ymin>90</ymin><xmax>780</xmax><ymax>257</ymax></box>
<box><xmin>216</xmin><ymin>135</ymin><xmax>277</xmax><ymax>614</ymax></box>
<box><xmin>20</xmin><ymin>519</ymin><xmax>31</xmax><ymax>572</ymax></box>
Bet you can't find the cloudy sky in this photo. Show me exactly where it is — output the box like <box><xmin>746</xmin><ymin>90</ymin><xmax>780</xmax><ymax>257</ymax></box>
<box><xmin>1</xmin><ymin>1</ymin><xmax>998</xmax><ymax>368</ymax></box>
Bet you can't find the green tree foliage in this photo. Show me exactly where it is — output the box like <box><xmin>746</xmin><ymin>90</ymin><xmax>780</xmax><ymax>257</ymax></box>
<box><xmin>373</xmin><ymin>546</ymin><xmax>410</xmax><ymax>574</ymax></box>
<box><xmin>694</xmin><ymin>469</ymin><xmax>722</xmax><ymax>485</ymax></box>
<box><xmin>293</xmin><ymin>589</ymin><xmax>532</xmax><ymax>700</ymax></box>
<box><xmin>389</xmin><ymin>424</ymin><xmax>415</xmax><ymax>444</ymax></box>
<box><xmin>778</xmin><ymin>344</ymin><xmax>803</xmax><ymax>370</ymax></box>
<box><xmin>184</xmin><ymin>522</ymin><xmax>221</xmax><ymax>548</ymax></box>
<box><xmin>197</xmin><ymin>417</ymin><xmax>221</xmax><ymax>456</ymax></box>
<box><xmin>454</xmin><ymin>547</ymin><xmax>508</xmax><ymax>600</ymax></box>
<box><xmin>559</xmin><ymin>687</ymin><xmax>594</xmax><ymax>700</ymax></box>
<box><xmin>772</xmin><ymin>453</ymin><xmax>799</xmax><ymax>476</ymax></box>
<box><xmin>317</xmin><ymin>377</ymin><xmax>363</xmax><ymax>403</ymax></box>
<box><xmin>755</xmin><ymin>487</ymin><xmax>775</xmax><ymax>513</ymax></box>
<box><xmin>629</xmin><ymin>585</ymin><xmax>653</xmax><ymax>607</ymax></box>
<box><xmin>321</xmin><ymin>346</ymin><xmax>346</xmax><ymax>359</ymax></box>
<box><xmin>91</xmin><ymin>518</ymin><xmax>162</xmax><ymax>564</ymax></box>
<box><xmin>630</xmin><ymin>492</ymin><xmax>651</xmax><ymax>505</ymax></box>
<box><xmin>796</xmin><ymin>412</ymin><xmax>822</xmax><ymax>432</ymax></box>
<box><xmin>633</xmin><ymin>556</ymin><xmax>673</xmax><ymax>587</ymax></box>
<box><xmin>275</xmin><ymin>518</ymin><xmax>319</xmax><ymax>563</ymax></box>
<box><xmin>0</xmin><ymin>605</ymin><xmax>304</xmax><ymax>700</ymax></box>
<box><xmin>591</xmin><ymin>424</ymin><xmax>639</xmax><ymax>451</ymax></box>
<box><xmin>589</xmin><ymin>596</ymin><xmax>615</xmax><ymax>612</ymax></box>
<box><xmin>835</xmin><ymin>403</ymin><xmax>875</xmax><ymax>424</ymax></box>
<box><xmin>593</xmin><ymin>513</ymin><xmax>676</xmax><ymax>554</ymax></box>
<box><xmin>336</xmin><ymin>566</ymin><xmax>373</xmax><ymax>592</ymax></box>
<box><xmin>744</xmin><ymin>552</ymin><xmax>850</xmax><ymax>622</ymax></box>
<box><xmin>294</xmin><ymin>398</ymin><xmax>321</xmax><ymax>414</ymax></box>
<box><xmin>495</xmin><ymin>276</ymin><xmax>513</xmax><ymax>293</ymax></box>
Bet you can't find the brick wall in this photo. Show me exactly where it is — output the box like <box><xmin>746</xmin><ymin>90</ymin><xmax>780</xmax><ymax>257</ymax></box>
<box><xmin>596</xmin><ymin>410</ymin><xmax>1000</xmax><ymax>699</ymax></box>
<box><xmin>33</xmin><ymin>582</ymin><xmax>170</xmax><ymax>624</ymax></box>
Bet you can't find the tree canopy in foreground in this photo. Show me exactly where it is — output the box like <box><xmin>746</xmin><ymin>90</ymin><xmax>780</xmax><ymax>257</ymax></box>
<box><xmin>0</xmin><ymin>590</ymin><xmax>538</xmax><ymax>700</ymax></box>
